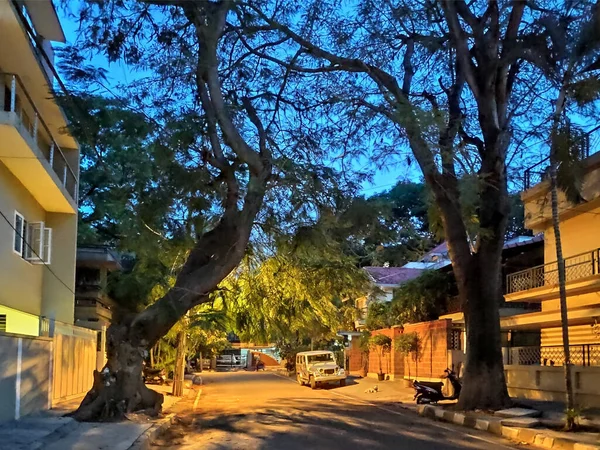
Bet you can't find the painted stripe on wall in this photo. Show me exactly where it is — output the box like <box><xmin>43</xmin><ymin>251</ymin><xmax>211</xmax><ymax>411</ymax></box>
<box><xmin>15</xmin><ymin>338</ymin><xmax>22</xmax><ymax>420</ymax></box>
<box><xmin>48</xmin><ymin>339</ymin><xmax>53</xmax><ymax>409</ymax></box>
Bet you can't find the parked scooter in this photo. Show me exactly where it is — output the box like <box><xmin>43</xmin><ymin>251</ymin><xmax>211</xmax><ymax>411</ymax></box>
<box><xmin>413</xmin><ymin>369</ymin><xmax>461</xmax><ymax>404</ymax></box>
<box><xmin>142</xmin><ymin>366</ymin><xmax>167</xmax><ymax>385</ymax></box>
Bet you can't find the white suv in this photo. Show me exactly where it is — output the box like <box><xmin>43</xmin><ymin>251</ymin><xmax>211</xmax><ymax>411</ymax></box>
<box><xmin>295</xmin><ymin>351</ymin><xmax>346</xmax><ymax>389</ymax></box>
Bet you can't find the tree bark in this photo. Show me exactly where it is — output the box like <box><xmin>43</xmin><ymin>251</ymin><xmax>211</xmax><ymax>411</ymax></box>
<box><xmin>172</xmin><ymin>329</ymin><xmax>187</xmax><ymax>397</ymax></box>
<box><xmin>455</xmin><ymin>253</ymin><xmax>511</xmax><ymax>410</ymax></box>
<box><xmin>549</xmin><ymin>81</ymin><xmax>575</xmax><ymax>429</ymax></box>
<box><xmin>550</xmin><ymin>163</ymin><xmax>575</xmax><ymax>429</ymax></box>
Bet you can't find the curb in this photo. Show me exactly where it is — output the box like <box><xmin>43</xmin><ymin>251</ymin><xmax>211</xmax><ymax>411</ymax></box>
<box><xmin>417</xmin><ymin>405</ymin><xmax>600</xmax><ymax>450</ymax></box>
<box><xmin>128</xmin><ymin>413</ymin><xmax>177</xmax><ymax>450</ymax></box>
<box><xmin>129</xmin><ymin>386</ymin><xmax>198</xmax><ymax>450</ymax></box>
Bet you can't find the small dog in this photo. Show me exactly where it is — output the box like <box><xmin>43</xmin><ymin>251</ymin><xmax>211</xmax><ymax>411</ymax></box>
<box><xmin>364</xmin><ymin>385</ymin><xmax>379</xmax><ymax>393</ymax></box>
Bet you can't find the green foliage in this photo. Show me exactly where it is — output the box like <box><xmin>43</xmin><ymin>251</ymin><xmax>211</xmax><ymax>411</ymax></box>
<box><xmin>390</xmin><ymin>271</ymin><xmax>453</xmax><ymax>325</ymax></box>
<box><xmin>359</xmin><ymin>331</ymin><xmax>372</xmax><ymax>352</ymax></box>
<box><xmin>345</xmin><ymin>182</ymin><xmax>435</xmax><ymax>267</ymax></box>
<box><xmin>553</xmin><ymin>125</ymin><xmax>587</xmax><ymax>205</ymax></box>
<box><xmin>506</xmin><ymin>195</ymin><xmax>531</xmax><ymax>239</ymax></box>
<box><xmin>154</xmin><ymin>304</ymin><xmax>230</xmax><ymax>374</ymax></box>
<box><xmin>220</xmin><ymin>221</ymin><xmax>370</xmax><ymax>346</ymax></box>
<box><xmin>370</xmin><ymin>334</ymin><xmax>392</xmax><ymax>349</ymax></box>
<box><xmin>370</xmin><ymin>333</ymin><xmax>392</xmax><ymax>375</ymax></box>
<box><xmin>395</xmin><ymin>332</ymin><xmax>421</xmax><ymax>379</ymax></box>
<box><xmin>564</xmin><ymin>407</ymin><xmax>582</xmax><ymax>431</ymax></box>
<box><xmin>395</xmin><ymin>332</ymin><xmax>420</xmax><ymax>355</ymax></box>
<box><xmin>365</xmin><ymin>302</ymin><xmax>392</xmax><ymax>331</ymax></box>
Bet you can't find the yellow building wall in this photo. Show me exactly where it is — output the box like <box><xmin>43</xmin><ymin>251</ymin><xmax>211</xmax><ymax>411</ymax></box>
<box><xmin>0</xmin><ymin>304</ymin><xmax>39</xmax><ymax>336</ymax></box>
<box><xmin>0</xmin><ymin>161</ymin><xmax>45</xmax><ymax>317</ymax></box>
<box><xmin>41</xmin><ymin>212</ymin><xmax>77</xmax><ymax>325</ymax></box>
<box><xmin>542</xmin><ymin>202</ymin><xmax>600</xmax><ymax>263</ymax></box>
<box><xmin>523</xmin><ymin>160</ymin><xmax>600</xmax><ymax>234</ymax></box>
<box><xmin>542</xmin><ymin>291</ymin><xmax>600</xmax><ymax>312</ymax></box>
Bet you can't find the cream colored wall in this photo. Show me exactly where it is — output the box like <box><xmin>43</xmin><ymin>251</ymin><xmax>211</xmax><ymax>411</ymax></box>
<box><xmin>0</xmin><ymin>161</ymin><xmax>45</xmax><ymax>317</ymax></box>
<box><xmin>541</xmin><ymin>324</ymin><xmax>600</xmax><ymax>347</ymax></box>
<box><xmin>541</xmin><ymin>291</ymin><xmax>600</xmax><ymax>312</ymax></box>
<box><xmin>542</xmin><ymin>202</ymin><xmax>600</xmax><ymax>263</ymax></box>
<box><xmin>523</xmin><ymin>160</ymin><xmax>600</xmax><ymax>233</ymax></box>
<box><xmin>41</xmin><ymin>212</ymin><xmax>76</xmax><ymax>325</ymax></box>
<box><xmin>506</xmin><ymin>365</ymin><xmax>600</xmax><ymax>408</ymax></box>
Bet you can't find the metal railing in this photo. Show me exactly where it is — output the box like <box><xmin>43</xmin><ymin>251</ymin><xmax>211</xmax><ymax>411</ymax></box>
<box><xmin>1</xmin><ymin>73</ymin><xmax>77</xmax><ymax>202</ymax></box>
<box><xmin>506</xmin><ymin>248</ymin><xmax>600</xmax><ymax>294</ymax></box>
<box><xmin>506</xmin><ymin>344</ymin><xmax>600</xmax><ymax>367</ymax></box>
<box><xmin>522</xmin><ymin>126</ymin><xmax>600</xmax><ymax>190</ymax></box>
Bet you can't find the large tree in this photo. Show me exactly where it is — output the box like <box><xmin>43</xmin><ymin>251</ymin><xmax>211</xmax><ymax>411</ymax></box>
<box><xmin>231</xmin><ymin>0</ymin><xmax>599</xmax><ymax>409</ymax></box>
<box><xmin>65</xmin><ymin>0</ymin><xmax>354</xmax><ymax>420</ymax></box>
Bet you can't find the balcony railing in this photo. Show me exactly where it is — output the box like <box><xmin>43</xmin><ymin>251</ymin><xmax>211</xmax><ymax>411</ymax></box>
<box><xmin>1</xmin><ymin>73</ymin><xmax>77</xmax><ymax>202</ymax></box>
<box><xmin>505</xmin><ymin>344</ymin><xmax>600</xmax><ymax>367</ymax></box>
<box><xmin>506</xmin><ymin>249</ymin><xmax>600</xmax><ymax>294</ymax></box>
<box><xmin>522</xmin><ymin>126</ymin><xmax>600</xmax><ymax>190</ymax></box>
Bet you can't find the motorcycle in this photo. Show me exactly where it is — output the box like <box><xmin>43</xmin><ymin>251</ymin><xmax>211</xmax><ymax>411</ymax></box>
<box><xmin>142</xmin><ymin>366</ymin><xmax>167</xmax><ymax>385</ymax></box>
<box><xmin>413</xmin><ymin>368</ymin><xmax>461</xmax><ymax>404</ymax></box>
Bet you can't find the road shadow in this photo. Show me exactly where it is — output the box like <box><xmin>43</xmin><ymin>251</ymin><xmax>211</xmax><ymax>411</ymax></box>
<box><xmin>155</xmin><ymin>396</ymin><xmax>508</xmax><ymax>450</ymax></box>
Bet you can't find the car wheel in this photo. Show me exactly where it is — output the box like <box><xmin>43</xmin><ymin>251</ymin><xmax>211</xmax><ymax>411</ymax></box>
<box><xmin>297</xmin><ymin>374</ymin><xmax>304</xmax><ymax>386</ymax></box>
<box><xmin>310</xmin><ymin>376</ymin><xmax>317</xmax><ymax>390</ymax></box>
<box><xmin>339</xmin><ymin>379</ymin><xmax>346</xmax><ymax>387</ymax></box>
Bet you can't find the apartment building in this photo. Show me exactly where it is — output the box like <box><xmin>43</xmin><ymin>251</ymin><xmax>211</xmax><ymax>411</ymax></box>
<box><xmin>503</xmin><ymin>150</ymin><xmax>600</xmax><ymax>360</ymax></box>
<box><xmin>501</xmin><ymin>148</ymin><xmax>600</xmax><ymax>406</ymax></box>
<box><xmin>0</xmin><ymin>0</ymin><xmax>79</xmax><ymax>336</ymax></box>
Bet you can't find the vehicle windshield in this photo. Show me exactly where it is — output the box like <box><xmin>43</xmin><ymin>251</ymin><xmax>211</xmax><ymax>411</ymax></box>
<box><xmin>307</xmin><ymin>353</ymin><xmax>335</xmax><ymax>363</ymax></box>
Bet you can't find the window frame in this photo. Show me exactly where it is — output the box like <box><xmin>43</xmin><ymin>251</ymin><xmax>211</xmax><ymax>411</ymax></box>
<box><xmin>13</xmin><ymin>211</ymin><xmax>25</xmax><ymax>256</ymax></box>
<box><xmin>11</xmin><ymin>211</ymin><xmax>52</xmax><ymax>264</ymax></box>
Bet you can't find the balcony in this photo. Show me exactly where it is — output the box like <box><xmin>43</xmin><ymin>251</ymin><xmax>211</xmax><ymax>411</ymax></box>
<box><xmin>505</xmin><ymin>249</ymin><xmax>600</xmax><ymax>302</ymax></box>
<box><xmin>0</xmin><ymin>73</ymin><xmax>77</xmax><ymax>213</ymax></box>
<box><xmin>74</xmin><ymin>298</ymin><xmax>113</xmax><ymax>323</ymax></box>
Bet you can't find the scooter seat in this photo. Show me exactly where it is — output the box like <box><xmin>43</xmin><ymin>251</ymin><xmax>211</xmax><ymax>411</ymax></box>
<box><xmin>414</xmin><ymin>380</ymin><xmax>443</xmax><ymax>390</ymax></box>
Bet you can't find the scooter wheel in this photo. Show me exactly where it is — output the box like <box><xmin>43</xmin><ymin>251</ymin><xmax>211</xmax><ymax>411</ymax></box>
<box><xmin>416</xmin><ymin>395</ymin><xmax>429</xmax><ymax>405</ymax></box>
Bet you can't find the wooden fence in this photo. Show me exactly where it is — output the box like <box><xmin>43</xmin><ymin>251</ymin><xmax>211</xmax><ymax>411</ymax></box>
<box><xmin>52</xmin><ymin>333</ymin><xmax>96</xmax><ymax>404</ymax></box>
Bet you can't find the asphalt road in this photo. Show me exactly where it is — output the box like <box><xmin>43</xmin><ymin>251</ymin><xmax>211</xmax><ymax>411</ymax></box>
<box><xmin>151</xmin><ymin>371</ymin><xmax>523</xmax><ymax>449</ymax></box>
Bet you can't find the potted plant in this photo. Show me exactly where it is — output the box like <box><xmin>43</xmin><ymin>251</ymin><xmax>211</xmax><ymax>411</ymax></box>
<box><xmin>370</xmin><ymin>334</ymin><xmax>392</xmax><ymax>381</ymax></box>
<box><xmin>395</xmin><ymin>332</ymin><xmax>420</xmax><ymax>387</ymax></box>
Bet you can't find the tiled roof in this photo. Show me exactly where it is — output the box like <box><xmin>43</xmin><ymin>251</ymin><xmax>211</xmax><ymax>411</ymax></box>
<box><xmin>363</xmin><ymin>266</ymin><xmax>424</xmax><ymax>286</ymax></box>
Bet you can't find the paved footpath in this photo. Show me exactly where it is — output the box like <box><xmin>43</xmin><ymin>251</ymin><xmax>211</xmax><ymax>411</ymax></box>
<box><xmin>0</xmin><ymin>384</ymin><xmax>192</xmax><ymax>450</ymax></box>
<box><xmin>151</xmin><ymin>371</ymin><xmax>524</xmax><ymax>449</ymax></box>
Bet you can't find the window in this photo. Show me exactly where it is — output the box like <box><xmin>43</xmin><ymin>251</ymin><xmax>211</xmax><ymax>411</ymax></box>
<box><xmin>13</xmin><ymin>211</ymin><xmax>24</xmax><ymax>255</ymax></box>
<box><xmin>0</xmin><ymin>314</ymin><xmax>6</xmax><ymax>333</ymax></box>
<box><xmin>12</xmin><ymin>211</ymin><xmax>52</xmax><ymax>264</ymax></box>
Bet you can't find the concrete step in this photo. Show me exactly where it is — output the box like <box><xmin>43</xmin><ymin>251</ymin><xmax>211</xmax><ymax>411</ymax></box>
<box><xmin>500</xmin><ymin>417</ymin><xmax>541</xmax><ymax>428</ymax></box>
<box><xmin>495</xmin><ymin>408</ymin><xmax>542</xmax><ymax>419</ymax></box>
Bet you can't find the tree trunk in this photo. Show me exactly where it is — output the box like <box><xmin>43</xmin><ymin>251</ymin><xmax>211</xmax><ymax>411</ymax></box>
<box><xmin>172</xmin><ymin>329</ymin><xmax>187</xmax><ymax>397</ymax></box>
<box><xmin>548</xmin><ymin>76</ymin><xmax>576</xmax><ymax>430</ymax></box>
<box><xmin>149</xmin><ymin>344</ymin><xmax>155</xmax><ymax>368</ymax></box>
<box><xmin>446</xmin><ymin>156</ymin><xmax>511</xmax><ymax>410</ymax></box>
<box><xmin>550</xmin><ymin>165</ymin><xmax>575</xmax><ymax>429</ymax></box>
<box><xmin>72</xmin><ymin>321</ymin><xmax>165</xmax><ymax>422</ymax></box>
<box><xmin>456</xmin><ymin>254</ymin><xmax>511</xmax><ymax>410</ymax></box>
<box><xmin>198</xmin><ymin>351</ymin><xmax>203</xmax><ymax>373</ymax></box>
